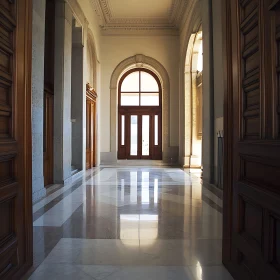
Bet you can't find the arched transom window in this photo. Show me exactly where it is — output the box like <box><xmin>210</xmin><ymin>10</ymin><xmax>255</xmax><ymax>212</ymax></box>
<box><xmin>119</xmin><ymin>69</ymin><xmax>161</xmax><ymax>106</ymax></box>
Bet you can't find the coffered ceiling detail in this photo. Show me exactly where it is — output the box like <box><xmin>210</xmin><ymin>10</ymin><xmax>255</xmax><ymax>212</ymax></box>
<box><xmin>90</xmin><ymin>0</ymin><xmax>188</xmax><ymax>35</ymax></box>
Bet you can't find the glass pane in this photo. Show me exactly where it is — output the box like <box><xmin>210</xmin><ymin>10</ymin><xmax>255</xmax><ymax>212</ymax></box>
<box><xmin>121</xmin><ymin>115</ymin><xmax>125</xmax><ymax>145</ymax></box>
<box><xmin>155</xmin><ymin>115</ymin><xmax>158</xmax><ymax>146</ymax></box>
<box><xmin>130</xmin><ymin>115</ymin><xmax>138</xmax><ymax>156</ymax></box>
<box><xmin>141</xmin><ymin>71</ymin><xmax>159</xmax><ymax>92</ymax></box>
<box><xmin>197</xmin><ymin>41</ymin><xmax>203</xmax><ymax>72</ymax></box>
<box><xmin>121</xmin><ymin>92</ymin><xmax>140</xmax><ymax>106</ymax></box>
<box><xmin>140</xmin><ymin>93</ymin><xmax>159</xmax><ymax>106</ymax></box>
<box><xmin>121</xmin><ymin>71</ymin><xmax>140</xmax><ymax>92</ymax></box>
<box><xmin>142</xmin><ymin>115</ymin><xmax>150</xmax><ymax>156</ymax></box>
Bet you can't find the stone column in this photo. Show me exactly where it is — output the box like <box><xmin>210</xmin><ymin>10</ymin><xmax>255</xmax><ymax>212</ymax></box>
<box><xmin>71</xmin><ymin>25</ymin><xmax>84</xmax><ymax>171</ymax></box>
<box><xmin>202</xmin><ymin>0</ymin><xmax>215</xmax><ymax>183</ymax></box>
<box><xmin>32</xmin><ymin>0</ymin><xmax>46</xmax><ymax>202</ymax></box>
<box><xmin>53</xmin><ymin>0</ymin><xmax>73</xmax><ymax>183</ymax></box>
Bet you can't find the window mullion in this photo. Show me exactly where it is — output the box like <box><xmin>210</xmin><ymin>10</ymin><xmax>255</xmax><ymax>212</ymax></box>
<box><xmin>139</xmin><ymin>71</ymin><xmax>141</xmax><ymax>106</ymax></box>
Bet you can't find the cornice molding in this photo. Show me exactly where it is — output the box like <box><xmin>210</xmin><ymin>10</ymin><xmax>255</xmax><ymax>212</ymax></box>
<box><xmin>89</xmin><ymin>0</ymin><xmax>188</xmax><ymax>34</ymax></box>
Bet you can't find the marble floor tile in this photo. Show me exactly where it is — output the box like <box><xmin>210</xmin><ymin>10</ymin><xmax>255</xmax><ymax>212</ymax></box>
<box><xmin>28</xmin><ymin>166</ymin><xmax>231</xmax><ymax>279</ymax></box>
<box><xmin>28</xmin><ymin>264</ymin><xmax>234</xmax><ymax>280</ymax></box>
<box><xmin>43</xmin><ymin>238</ymin><xmax>222</xmax><ymax>266</ymax></box>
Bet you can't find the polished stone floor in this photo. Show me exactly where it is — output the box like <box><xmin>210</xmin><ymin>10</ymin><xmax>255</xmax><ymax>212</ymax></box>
<box><xmin>26</xmin><ymin>166</ymin><xmax>233</xmax><ymax>280</ymax></box>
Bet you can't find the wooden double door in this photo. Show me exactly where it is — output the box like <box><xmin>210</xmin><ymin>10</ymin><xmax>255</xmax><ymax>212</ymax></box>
<box><xmin>86</xmin><ymin>86</ymin><xmax>97</xmax><ymax>169</ymax></box>
<box><xmin>0</xmin><ymin>0</ymin><xmax>33</xmax><ymax>278</ymax></box>
<box><xmin>223</xmin><ymin>0</ymin><xmax>280</xmax><ymax>279</ymax></box>
<box><xmin>118</xmin><ymin>109</ymin><xmax>162</xmax><ymax>160</ymax></box>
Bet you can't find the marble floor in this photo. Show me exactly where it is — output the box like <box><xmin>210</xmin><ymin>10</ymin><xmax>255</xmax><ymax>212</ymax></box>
<box><xmin>26</xmin><ymin>166</ymin><xmax>233</xmax><ymax>280</ymax></box>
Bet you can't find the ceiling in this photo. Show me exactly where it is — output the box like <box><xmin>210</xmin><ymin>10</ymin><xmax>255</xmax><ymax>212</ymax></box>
<box><xmin>108</xmin><ymin>0</ymin><xmax>172</xmax><ymax>19</ymax></box>
<box><xmin>91</xmin><ymin>0</ymin><xmax>188</xmax><ymax>35</ymax></box>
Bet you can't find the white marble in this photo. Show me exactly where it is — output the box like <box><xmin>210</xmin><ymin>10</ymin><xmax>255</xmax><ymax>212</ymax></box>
<box><xmin>33</xmin><ymin>185</ymin><xmax>87</xmax><ymax>226</ymax></box>
<box><xmin>29</xmin><ymin>264</ymin><xmax>233</xmax><ymax>280</ymax></box>
<box><xmin>29</xmin><ymin>167</ymin><xmax>230</xmax><ymax>280</ymax></box>
<box><xmin>33</xmin><ymin>184</ymin><xmax>72</xmax><ymax>213</ymax></box>
<box><xmin>43</xmin><ymin>238</ymin><xmax>223</xmax><ymax>266</ymax></box>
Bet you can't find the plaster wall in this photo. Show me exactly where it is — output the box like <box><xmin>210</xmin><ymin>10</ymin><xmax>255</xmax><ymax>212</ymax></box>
<box><xmin>99</xmin><ymin>36</ymin><xmax>180</xmax><ymax>163</ymax></box>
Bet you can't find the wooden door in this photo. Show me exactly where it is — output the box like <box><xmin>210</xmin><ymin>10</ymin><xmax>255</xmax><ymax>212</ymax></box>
<box><xmin>86</xmin><ymin>84</ymin><xmax>97</xmax><ymax>169</ymax></box>
<box><xmin>118</xmin><ymin>112</ymin><xmax>162</xmax><ymax>160</ymax></box>
<box><xmin>0</xmin><ymin>0</ymin><xmax>33</xmax><ymax>279</ymax></box>
<box><xmin>223</xmin><ymin>0</ymin><xmax>280</xmax><ymax>279</ymax></box>
<box><xmin>43</xmin><ymin>88</ymin><xmax>54</xmax><ymax>186</ymax></box>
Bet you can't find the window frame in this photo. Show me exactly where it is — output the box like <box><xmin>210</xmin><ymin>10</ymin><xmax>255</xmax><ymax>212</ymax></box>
<box><xmin>118</xmin><ymin>68</ymin><xmax>162</xmax><ymax>107</ymax></box>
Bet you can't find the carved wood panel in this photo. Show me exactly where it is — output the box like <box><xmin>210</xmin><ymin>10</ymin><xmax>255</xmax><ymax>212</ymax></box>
<box><xmin>223</xmin><ymin>0</ymin><xmax>280</xmax><ymax>279</ymax></box>
<box><xmin>0</xmin><ymin>0</ymin><xmax>32</xmax><ymax>279</ymax></box>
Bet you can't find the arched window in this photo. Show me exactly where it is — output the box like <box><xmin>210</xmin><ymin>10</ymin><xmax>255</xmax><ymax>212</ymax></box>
<box><xmin>118</xmin><ymin>69</ymin><xmax>162</xmax><ymax>160</ymax></box>
<box><xmin>119</xmin><ymin>69</ymin><xmax>161</xmax><ymax>107</ymax></box>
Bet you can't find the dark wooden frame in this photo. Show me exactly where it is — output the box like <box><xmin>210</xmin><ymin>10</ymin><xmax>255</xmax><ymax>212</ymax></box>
<box><xmin>222</xmin><ymin>1</ymin><xmax>280</xmax><ymax>279</ymax></box>
<box><xmin>117</xmin><ymin>68</ymin><xmax>162</xmax><ymax>160</ymax></box>
<box><xmin>222</xmin><ymin>0</ymin><xmax>234</xmax><ymax>268</ymax></box>
<box><xmin>86</xmin><ymin>83</ymin><xmax>97</xmax><ymax>169</ymax></box>
<box><xmin>0</xmin><ymin>0</ymin><xmax>33</xmax><ymax>278</ymax></box>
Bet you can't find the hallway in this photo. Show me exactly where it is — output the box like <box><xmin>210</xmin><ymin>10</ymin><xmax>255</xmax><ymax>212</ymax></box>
<box><xmin>28</xmin><ymin>167</ymin><xmax>233</xmax><ymax>279</ymax></box>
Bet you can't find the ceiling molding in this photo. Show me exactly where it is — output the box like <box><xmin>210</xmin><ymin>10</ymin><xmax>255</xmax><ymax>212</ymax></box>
<box><xmin>89</xmin><ymin>0</ymin><xmax>188</xmax><ymax>34</ymax></box>
<box><xmin>169</xmin><ymin>0</ymin><xmax>188</xmax><ymax>26</ymax></box>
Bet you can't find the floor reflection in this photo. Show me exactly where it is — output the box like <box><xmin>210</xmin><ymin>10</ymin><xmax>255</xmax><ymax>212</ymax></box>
<box><xmin>29</xmin><ymin>167</ymin><xmax>233</xmax><ymax>280</ymax></box>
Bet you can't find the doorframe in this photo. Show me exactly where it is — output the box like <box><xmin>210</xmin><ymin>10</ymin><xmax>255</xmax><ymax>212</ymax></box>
<box><xmin>107</xmin><ymin>54</ymin><xmax>173</xmax><ymax>164</ymax></box>
<box><xmin>117</xmin><ymin>68</ymin><xmax>163</xmax><ymax>160</ymax></box>
<box><xmin>14</xmin><ymin>0</ymin><xmax>33</xmax><ymax>276</ymax></box>
<box><xmin>86</xmin><ymin>83</ymin><xmax>97</xmax><ymax>169</ymax></box>
<box><xmin>222</xmin><ymin>0</ymin><xmax>234</xmax><ymax>268</ymax></box>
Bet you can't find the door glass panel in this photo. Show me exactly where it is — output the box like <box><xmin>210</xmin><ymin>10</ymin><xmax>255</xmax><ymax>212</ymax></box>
<box><xmin>155</xmin><ymin>115</ymin><xmax>158</xmax><ymax>146</ymax></box>
<box><xmin>121</xmin><ymin>92</ymin><xmax>139</xmax><ymax>106</ymax></box>
<box><xmin>130</xmin><ymin>115</ymin><xmax>138</xmax><ymax>156</ymax></box>
<box><xmin>142</xmin><ymin>115</ymin><xmax>150</xmax><ymax>156</ymax></box>
<box><xmin>121</xmin><ymin>115</ymin><xmax>125</xmax><ymax>145</ymax></box>
<box><xmin>140</xmin><ymin>93</ymin><xmax>159</xmax><ymax>106</ymax></box>
<box><xmin>121</xmin><ymin>71</ymin><xmax>140</xmax><ymax>92</ymax></box>
<box><xmin>141</xmin><ymin>71</ymin><xmax>159</xmax><ymax>92</ymax></box>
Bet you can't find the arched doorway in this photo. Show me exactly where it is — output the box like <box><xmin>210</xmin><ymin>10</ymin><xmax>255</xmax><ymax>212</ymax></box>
<box><xmin>184</xmin><ymin>27</ymin><xmax>203</xmax><ymax>168</ymax></box>
<box><xmin>118</xmin><ymin>68</ymin><xmax>162</xmax><ymax>160</ymax></box>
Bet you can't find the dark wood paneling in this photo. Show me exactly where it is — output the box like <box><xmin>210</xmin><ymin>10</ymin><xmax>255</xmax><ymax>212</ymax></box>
<box><xmin>0</xmin><ymin>0</ymin><xmax>33</xmax><ymax>279</ymax></box>
<box><xmin>223</xmin><ymin>0</ymin><xmax>280</xmax><ymax>279</ymax></box>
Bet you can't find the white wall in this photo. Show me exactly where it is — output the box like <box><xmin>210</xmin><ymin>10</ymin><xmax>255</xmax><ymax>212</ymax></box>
<box><xmin>77</xmin><ymin>0</ymin><xmax>101</xmax><ymax>60</ymax></box>
<box><xmin>99</xmin><ymin>36</ymin><xmax>180</xmax><ymax>155</ymax></box>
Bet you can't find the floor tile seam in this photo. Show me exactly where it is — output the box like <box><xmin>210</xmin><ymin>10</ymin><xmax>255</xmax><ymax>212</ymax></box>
<box><xmin>32</xmin><ymin>184</ymin><xmax>64</xmax><ymax>206</ymax></box>
<box><xmin>32</xmin><ymin>168</ymin><xmax>103</xmax><ymax>220</ymax></box>
<box><xmin>202</xmin><ymin>188</ymin><xmax>223</xmax><ymax>207</ymax></box>
<box><xmin>57</xmin><ymin>237</ymin><xmax>223</xmax><ymax>242</ymax></box>
<box><xmin>202</xmin><ymin>181</ymin><xmax>223</xmax><ymax>199</ymax></box>
<box><xmin>201</xmin><ymin>194</ymin><xmax>223</xmax><ymax>214</ymax></box>
<box><xmin>32</xmin><ymin>182</ymin><xmax>85</xmax><ymax>222</ymax></box>
<box><xmin>76</xmin><ymin>264</ymin><xmax>121</xmax><ymax>280</ymax></box>
<box><xmin>32</xmin><ymin>184</ymin><xmax>74</xmax><ymax>213</ymax></box>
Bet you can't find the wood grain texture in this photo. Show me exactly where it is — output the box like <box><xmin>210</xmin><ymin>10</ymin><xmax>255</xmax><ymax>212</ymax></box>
<box><xmin>0</xmin><ymin>0</ymin><xmax>33</xmax><ymax>278</ymax></box>
<box><xmin>223</xmin><ymin>0</ymin><xmax>280</xmax><ymax>279</ymax></box>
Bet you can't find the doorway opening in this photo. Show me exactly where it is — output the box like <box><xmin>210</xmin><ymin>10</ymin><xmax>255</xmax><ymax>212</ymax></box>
<box><xmin>184</xmin><ymin>27</ymin><xmax>203</xmax><ymax>168</ymax></box>
<box><xmin>118</xmin><ymin>69</ymin><xmax>162</xmax><ymax>160</ymax></box>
